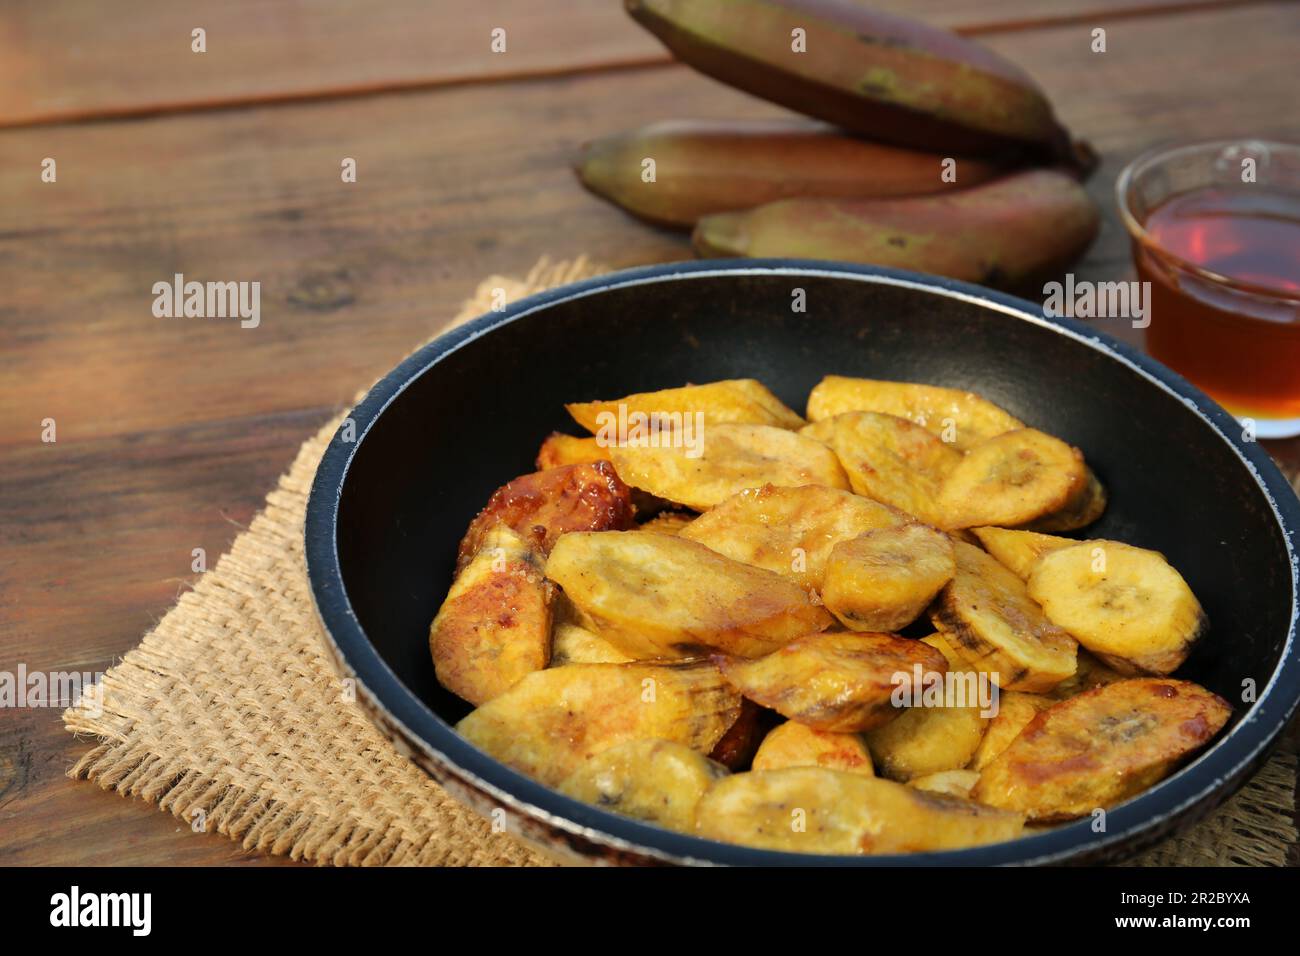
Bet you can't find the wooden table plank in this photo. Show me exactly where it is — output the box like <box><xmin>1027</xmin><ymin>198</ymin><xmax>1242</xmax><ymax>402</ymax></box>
<box><xmin>2</xmin><ymin>2</ymin><xmax>1298</xmax><ymax>865</ymax></box>
<box><xmin>0</xmin><ymin>0</ymin><xmax>1260</xmax><ymax>128</ymax></box>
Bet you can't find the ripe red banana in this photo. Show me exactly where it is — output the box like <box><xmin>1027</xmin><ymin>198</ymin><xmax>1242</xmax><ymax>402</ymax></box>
<box><xmin>691</xmin><ymin>169</ymin><xmax>1101</xmax><ymax>290</ymax></box>
<box><xmin>576</xmin><ymin>119</ymin><xmax>1005</xmax><ymax>229</ymax></box>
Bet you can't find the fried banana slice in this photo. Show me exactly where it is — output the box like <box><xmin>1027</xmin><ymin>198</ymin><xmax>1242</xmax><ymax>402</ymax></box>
<box><xmin>752</xmin><ymin>721</ymin><xmax>875</xmax><ymax>776</ymax></box>
<box><xmin>969</xmin><ymin>691</ymin><xmax>1053</xmax><ymax>771</ymax></box>
<box><xmin>807</xmin><ymin>376</ymin><xmax>1024</xmax><ymax>452</ymax></box>
<box><xmin>456</xmin><ymin>461</ymin><xmax>636</xmax><ymax>573</ymax></box>
<box><xmin>610</xmin><ymin>423</ymin><xmax>848</xmax><ymax>510</ymax></box>
<box><xmin>568</xmin><ymin>379</ymin><xmax>805</xmax><ymax>435</ymax></box>
<box><xmin>695</xmin><ymin>768</ymin><xmax>1024</xmax><ymax>854</ymax></box>
<box><xmin>932</xmin><ymin>541</ymin><xmax>1077</xmax><ymax>692</ymax></box>
<box><xmin>828</xmin><ymin>412</ymin><xmax>962</xmax><ymax>525</ymax></box>
<box><xmin>1046</xmin><ymin>648</ymin><xmax>1129</xmax><ymax>700</ymax></box>
<box><xmin>798</xmin><ymin>418</ymin><xmax>838</xmax><ymax>445</ymax></box>
<box><xmin>1026</xmin><ymin>541</ymin><xmax>1207</xmax><ymax>675</ymax></box>
<box><xmin>551</xmin><ymin>620</ymin><xmax>633</xmax><ymax>665</ymax></box>
<box><xmin>936</xmin><ymin>429</ymin><xmax>1089</xmax><ymax>530</ymax></box>
<box><xmin>546</xmin><ymin>531</ymin><xmax>833</xmax><ymax>659</ymax></box>
<box><xmin>535</xmin><ymin>432</ymin><xmax>607</xmax><ymax>470</ymax></box>
<box><xmin>558</xmin><ymin>739</ymin><xmax>728</xmax><ymax>832</ymax></box>
<box><xmin>708</xmin><ymin>698</ymin><xmax>769</xmax><ymax>770</ymax></box>
<box><xmin>680</xmin><ymin>483</ymin><xmax>903</xmax><ymax>592</ymax></box>
<box><xmin>457</xmin><ymin>661</ymin><xmax>741</xmax><ymax>786</ymax></box>
<box><xmin>713</xmin><ymin>631</ymin><xmax>948</xmax><ymax>732</ymax></box>
<box><xmin>909</xmin><ymin>769</ymin><xmax>981</xmax><ymax>799</ymax></box>
<box><xmin>431</xmin><ymin>526</ymin><xmax>553</xmax><ymax>705</ymax></box>
<box><xmin>1022</xmin><ymin>469</ymin><xmax>1107</xmax><ymax>532</ymax></box>
<box><xmin>971</xmin><ymin>526</ymin><xmax>1075</xmax><ymax>580</ymax></box>
<box><xmin>972</xmin><ymin>679</ymin><xmax>1232</xmax><ymax>820</ymax></box>
<box><xmin>639</xmin><ymin>510</ymin><xmax>696</xmax><ymax>535</ymax></box>
<box><xmin>865</xmin><ymin>693</ymin><xmax>988</xmax><ymax>781</ymax></box>
<box><xmin>822</xmin><ymin>523</ymin><xmax>955</xmax><ymax>631</ymax></box>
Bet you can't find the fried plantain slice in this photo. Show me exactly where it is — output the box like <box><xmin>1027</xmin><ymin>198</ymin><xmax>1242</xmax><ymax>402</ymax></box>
<box><xmin>822</xmin><ymin>523</ymin><xmax>955</xmax><ymax>631</ymax></box>
<box><xmin>797</xmin><ymin>418</ymin><xmax>838</xmax><ymax>445</ymax></box>
<box><xmin>610</xmin><ymin>423</ymin><xmax>848</xmax><ymax>510</ymax></box>
<box><xmin>680</xmin><ymin>483</ymin><xmax>904</xmax><ymax>592</ymax></box>
<box><xmin>909</xmin><ymin>769</ymin><xmax>981</xmax><ymax>799</ymax></box>
<box><xmin>1046</xmin><ymin>648</ymin><xmax>1129</xmax><ymax>701</ymax></box>
<box><xmin>972</xmin><ymin>679</ymin><xmax>1232</xmax><ymax>821</ymax></box>
<box><xmin>968</xmin><ymin>691</ymin><xmax>1053</xmax><ymax>771</ymax></box>
<box><xmin>806</xmin><ymin>376</ymin><xmax>1024</xmax><ymax>452</ymax></box>
<box><xmin>457</xmin><ymin>661</ymin><xmax>741</xmax><ymax>786</ymax></box>
<box><xmin>1026</xmin><ymin>541</ymin><xmax>1207</xmax><ymax>675</ymax></box>
<box><xmin>712</xmin><ymin>631</ymin><xmax>948</xmax><ymax>733</ymax></box>
<box><xmin>971</xmin><ymin>526</ymin><xmax>1075</xmax><ymax>580</ymax></box>
<box><xmin>535</xmin><ymin>432</ymin><xmax>607</xmax><ymax>470</ymax></box>
<box><xmin>567</xmin><ymin>379</ymin><xmax>805</xmax><ymax>435</ymax></box>
<box><xmin>936</xmin><ymin>429</ymin><xmax>1089</xmax><ymax>530</ymax></box>
<box><xmin>638</xmin><ymin>510</ymin><xmax>697</xmax><ymax>535</ymax></box>
<box><xmin>694</xmin><ymin>768</ymin><xmax>1024</xmax><ymax>854</ymax></box>
<box><xmin>932</xmin><ymin>541</ymin><xmax>1078</xmax><ymax>692</ymax></box>
<box><xmin>865</xmin><ymin>692</ymin><xmax>988</xmax><ymax>781</ymax></box>
<box><xmin>558</xmin><ymin>739</ymin><xmax>729</xmax><ymax>832</ymax></box>
<box><xmin>827</xmin><ymin>411</ymin><xmax>962</xmax><ymax>525</ymax></box>
<box><xmin>551</xmin><ymin>620</ymin><xmax>633</xmax><ymax>665</ymax></box>
<box><xmin>456</xmin><ymin>461</ymin><xmax>636</xmax><ymax>573</ymax></box>
<box><xmin>546</xmin><ymin>531</ymin><xmax>833</xmax><ymax>659</ymax></box>
<box><xmin>431</xmin><ymin>526</ymin><xmax>553</xmax><ymax>705</ymax></box>
<box><xmin>1022</xmin><ymin>469</ymin><xmax>1107</xmax><ymax>532</ymax></box>
<box><xmin>752</xmin><ymin>721</ymin><xmax>875</xmax><ymax>776</ymax></box>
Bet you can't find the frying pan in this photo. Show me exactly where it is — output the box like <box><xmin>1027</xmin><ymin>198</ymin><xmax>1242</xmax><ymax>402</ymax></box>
<box><xmin>305</xmin><ymin>260</ymin><xmax>1300</xmax><ymax>865</ymax></box>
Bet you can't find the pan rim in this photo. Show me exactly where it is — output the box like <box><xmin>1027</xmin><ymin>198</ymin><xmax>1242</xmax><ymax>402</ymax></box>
<box><xmin>305</xmin><ymin>259</ymin><xmax>1300</xmax><ymax>866</ymax></box>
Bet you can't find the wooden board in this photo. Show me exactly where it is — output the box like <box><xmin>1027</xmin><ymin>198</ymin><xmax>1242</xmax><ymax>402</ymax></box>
<box><xmin>1</xmin><ymin>0</ymin><xmax>1298</xmax><ymax>866</ymax></box>
<box><xmin>0</xmin><ymin>0</ymin><xmax>1258</xmax><ymax>127</ymax></box>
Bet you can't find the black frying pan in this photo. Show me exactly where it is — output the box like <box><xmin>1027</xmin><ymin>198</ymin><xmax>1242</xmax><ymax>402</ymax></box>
<box><xmin>305</xmin><ymin>260</ymin><xmax>1300</xmax><ymax>865</ymax></box>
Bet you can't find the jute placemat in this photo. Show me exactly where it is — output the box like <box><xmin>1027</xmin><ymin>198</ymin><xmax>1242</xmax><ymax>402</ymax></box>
<box><xmin>64</xmin><ymin>256</ymin><xmax>1298</xmax><ymax>866</ymax></box>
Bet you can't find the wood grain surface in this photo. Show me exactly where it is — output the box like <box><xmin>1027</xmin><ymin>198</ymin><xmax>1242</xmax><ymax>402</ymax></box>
<box><xmin>1</xmin><ymin>0</ymin><xmax>1298</xmax><ymax>866</ymax></box>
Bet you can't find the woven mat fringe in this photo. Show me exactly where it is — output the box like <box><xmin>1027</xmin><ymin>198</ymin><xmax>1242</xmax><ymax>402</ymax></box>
<box><xmin>64</xmin><ymin>255</ymin><xmax>1297</xmax><ymax>866</ymax></box>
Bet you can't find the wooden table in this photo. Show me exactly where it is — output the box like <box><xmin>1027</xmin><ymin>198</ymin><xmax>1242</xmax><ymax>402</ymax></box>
<box><xmin>1</xmin><ymin>0</ymin><xmax>1298</xmax><ymax>866</ymax></box>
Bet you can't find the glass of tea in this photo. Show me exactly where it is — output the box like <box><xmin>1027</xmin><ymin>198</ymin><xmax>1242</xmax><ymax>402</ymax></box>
<box><xmin>1116</xmin><ymin>139</ymin><xmax>1300</xmax><ymax>437</ymax></box>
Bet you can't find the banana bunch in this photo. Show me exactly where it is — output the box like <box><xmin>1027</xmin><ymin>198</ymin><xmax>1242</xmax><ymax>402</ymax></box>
<box><xmin>576</xmin><ymin>0</ymin><xmax>1100</xmax><ymax>290</ymax></box>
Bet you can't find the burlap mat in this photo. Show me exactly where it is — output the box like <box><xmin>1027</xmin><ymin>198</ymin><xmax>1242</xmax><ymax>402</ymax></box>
<box><xmin>64</xmin><ymin>256</ymin><xmax>1298</xmax><ymax>866</ymax></box>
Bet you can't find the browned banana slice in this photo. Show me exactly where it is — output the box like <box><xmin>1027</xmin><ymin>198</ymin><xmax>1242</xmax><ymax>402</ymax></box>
<box><xmin>708</xmin><ymin>698</ymin><xmax>769</xmax><ymax>770</ymax></box>
<box><xmin>610</xmin><ymin>423</ymin><xmax>848</xmax><ymax>510</ymax></box>
<box><xmin>807</xmin><ymin>376</ymin><xmax>1023</xmax><ymax>452</ymax></box>
<box><xmin>936</xmin><ymin>429</ymin><xmax>1088</xmax><ymax>530</ymax></box>
<box><xmin>568</xmin><ymin>379</ymin><xmax>805</xmax><ymax>435</ymax></box>
<box><xmin>430</xmin><ymin>526</ymin><xmax>553</xmax><ymax>705</ymax></box>
<box><xmin>1026</xmin><ymin>541</ymin><xmax>1207</xmax><ymax>675</ymax></box>
<box><xmin>752</xmin><ymin>721</ymin><xmax>875</xmax><ymax>777</ymax></box>
<box><xmin>639</xmin><ymin>510</ymin><xmax>696</xmax><ymax>535</ymax></box>
<box><xmin>535</xmin><ymin>432</ymin><xmax>607</xmax><ymax>470</ymax></box>
<box><xmin>1022</xmin><ymin>469</ymin><xmax>1107</xmax><ymax>532</ymax></box>
<box><xmin>546</xmin><ymin>531</ymin><xmax>833</xmax><ymax>659</ymax></box>
<box><xmin>712</xmin><ymin>631</ymin><xmax>947</xmax><ymax>733</ymax></box>
<box><xmin>558</xmin><ymin>739</ymin><xmax>729</xmax><ymax>832</ymax></box>
<box><xmin>932</xmin><ymin>541</ymin><xmax>1077</xmax><ymax>692</ymax></box>
<box><xmin>551</xmin><ymin>621</ymin><xmax>633</xmax><ymax>666</ymax></box>
<box><xmin>457</xmin><ymin>661</ymin><xmax>741</xmax><ymax>786</ymax></box>
<box><xmin>968</xmin><ymin>691</ymin><xmax>1053</xmax><ymax>771</ymax></box>
<box><xmin>680</xmin><ymin>483</ymin><xmax>903</xmax><ymax>592</ymax></box>
<box><xmin>971</xmin><ymin>526</ymin><xmax>1075</xmax><ymax>579</ymax></box>
<box><xmin>828</xmin><ymin>411</ymin><xmax>962</xmax><ymax>524</ymax></box>
<box><xmin>865</xmin><ymin>691</ymin><xmax>988</xmax><ymax>781</ymax></box>
<box><xmin>909</xmin><ymin>769</ymin><xmax>981</xmax><ymax>799</ymax></box>
<box><xmin>456</xmin><ymin>461</ymin><xmax>636</xmax><ymax>573</ymax></box>
<box><xmin>694</xmin><ymin>768</ymin><xmax>1024</xmax><ymax>854</ymax></box>
<box><xmin>822</xmin><ymin>523</ymin><xmax>955</xmax><ymax>631</ymax></box>
<box><xmin>972</xmin><ymin>679</ymin><xmax>1232</xmax><ymax>821</ymax></box>
<box><xmin>1046</xmin><ymin>648</ymin><xmax>1129</xmax><ymax>700</ymax></box>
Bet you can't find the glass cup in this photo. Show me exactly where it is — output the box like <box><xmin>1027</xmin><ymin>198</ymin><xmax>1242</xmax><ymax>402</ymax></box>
<box><xmin>1116</xmin><ymin>139</ymin><xmax>1300</xmax><ymax>438</ymax></box>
